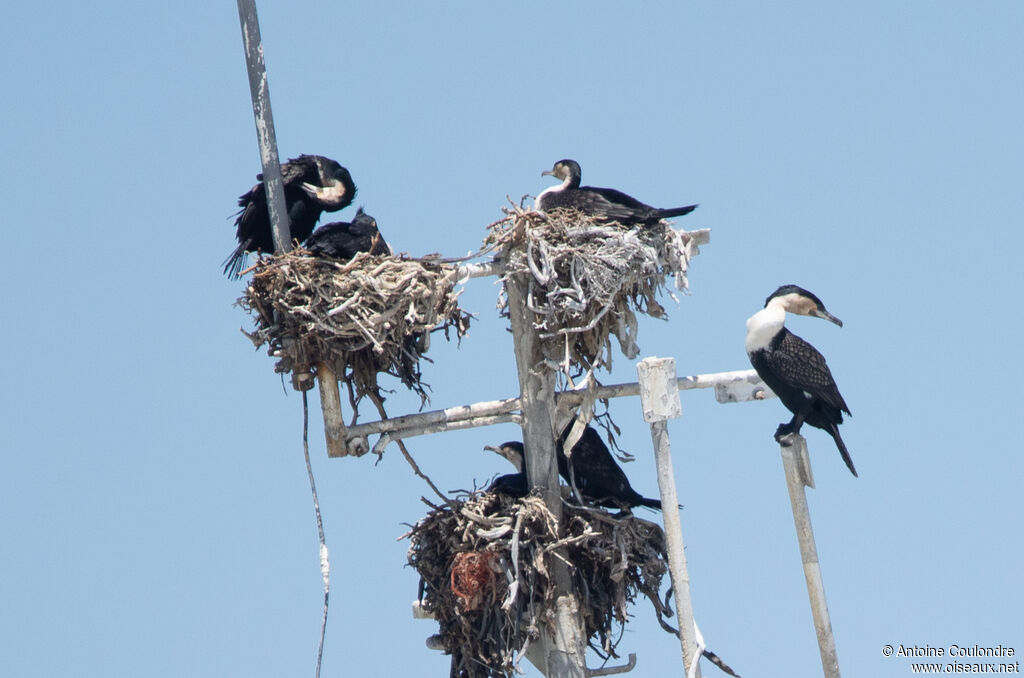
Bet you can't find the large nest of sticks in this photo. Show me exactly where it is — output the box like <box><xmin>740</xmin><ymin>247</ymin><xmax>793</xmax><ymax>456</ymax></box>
<box><xmin>239</xmin><ymin>250</ymin><xmax>471</xmax><ymax>407</ymax></box>
<box><xmin>487</xmin><ymin>206</ymin><xmax>706</xmax><ymax>374</ymax></box>
<box><xmin>406</xmin><ymin>489</ymin><xmax>675</xmax><ymax>678</ymax></box>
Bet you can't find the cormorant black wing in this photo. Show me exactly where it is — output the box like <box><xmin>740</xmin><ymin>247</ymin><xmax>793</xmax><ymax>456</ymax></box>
<box><xmin>305</xmin><ymin>209</ymin><xmax>390</xmax><ymax>260</ymax></box>
<box><xmin>558</xmin><ymin>424</ymin><xmax>660</xmax><ymax>509</ymax></box>
<box><xmin>583</xmin><ymin>186</ymin><xmax>655</xmax><ymax>212</ymax></box>
<box><xmin>488</xmin><ymin>473</ymin><xmax>528</xmax><ymax>498</ymax></box>
<box><xmin>542</xmin><ymin>186</ymin><xmax>694</xmax><ymax>225</ymax></box>
<box><xmin>280</xmin><ymin>155</ymin><xmax>319</xmax><ymax>184</ymax></box>
<box><xmin>767</xmin><ymin>329</ymin><xmax>851</xmax><ymax>415</ymax></box>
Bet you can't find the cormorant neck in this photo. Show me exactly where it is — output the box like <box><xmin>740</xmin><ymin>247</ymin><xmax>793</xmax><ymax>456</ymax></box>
<box><xmin>535</xmin><ymin>173</ymin><xmax>576</xmax><ymax>209</ymax></box>
<box><xmin>563</xmin><ymin>165</ymin><xmax>582</xmax><ymax>190</ymax></box>
<box><xmin>745</xmin><ymin>302</ymin><xmax>786</xmax><ymax>354</ymax></box>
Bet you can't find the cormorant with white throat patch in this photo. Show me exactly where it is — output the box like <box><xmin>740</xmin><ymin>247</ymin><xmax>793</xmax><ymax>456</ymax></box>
<box><xmin>536</xmin><ymin>159</ymin><xmax>697</xmax><ymax>226</ymax></box>
<box><xmin>304</xmin><ymin>208</ymin><xmax>390</xmax><ymax>260</ymax></box>
<box><xmin>745</xmin><ymin>285</ymin><xmax>857</xmax><ymax>477</ymax></box>
<box><xmin>225</xmin><ymin>154</ymin><xmax>356</xmax><ymax>278</ymax></box>
<box><xmin>485</xmin><ymin>424</ymin><xmax>662</xmax><ymax>510</ymax></box>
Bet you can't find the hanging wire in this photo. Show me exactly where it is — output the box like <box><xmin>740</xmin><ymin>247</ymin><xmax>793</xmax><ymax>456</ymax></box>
<box><xmin>302</xmin><ymin>392</ymin><xmax>330</xmax><ymax>678</ymax></box>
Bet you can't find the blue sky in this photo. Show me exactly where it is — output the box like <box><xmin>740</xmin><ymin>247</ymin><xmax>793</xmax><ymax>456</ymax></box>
<box><xmin>2</xmin><ymin>2</ymin><xmax>1021</xmax><ymax>677</ymax></box>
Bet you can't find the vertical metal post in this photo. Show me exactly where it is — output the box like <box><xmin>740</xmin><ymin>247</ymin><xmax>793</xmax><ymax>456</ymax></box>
<box><xmin>239</xmin><ymin>2</ymin><xmax>341</xmax><ymax>416</ymax></box>
<box><xmin>318</xmin><ymin>362</ymin><xmax>348</xmax><ymax>457</ymax></box>
<box><xmin>506</xmin><ymin>274</ymin><xmax>587</xmax><ymax>678</ymax></box>
<box><xmin>236</xmin><ymin>0</ymin><xmax>292</xmax><ymax>253</ymax></box>
<box><xmin>779</xmin><ymin>433</ymin><xmax>841</xmax><ymax>678</ymax></box>
<box><xmin>636</xmin><ymin>357</ymin><xmax>702</xmax><ymax>678</ymax></box>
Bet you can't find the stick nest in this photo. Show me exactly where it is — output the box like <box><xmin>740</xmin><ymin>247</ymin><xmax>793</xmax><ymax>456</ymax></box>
<box><xmin>406</xmin><ymin>490</ymin><xmax>675</xmax><ymax>678</ymax></box>
<box><xmin>487</xmin><ymin>206</ymin><xmax>704</xmax><ymax>374</ymax></box>
<box><xmin>239</xmin><ymin>250</ymin><xmax>471</xmax><ymax>407</ymax></box>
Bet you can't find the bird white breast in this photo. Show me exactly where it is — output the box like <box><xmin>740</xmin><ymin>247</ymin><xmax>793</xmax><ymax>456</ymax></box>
<box><xmin>534</xmin><ymin>177</ymin><xmax>568</xmax><ymax>212</ymax></box>
<box><xmin>745</xmin><ymin>305</ymin><xmax>785</xmax><ymax>354</ymax></box>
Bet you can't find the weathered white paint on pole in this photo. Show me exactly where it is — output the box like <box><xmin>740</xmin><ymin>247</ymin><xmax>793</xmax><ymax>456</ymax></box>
<box><xmin>779</xmin><ymin>433</ymin><xmax>841</xmax><ymax>678</ymax></box>
<box><xmin>637</xmin><ymin>358</ymin><xmax>683</xmax><ymax>422</ymax></box>
<box><xmin>506</xmin><ymin>274</ymin><xmax>587</xmax><ymax>678</ymax></box>
<box><xmin>236</xmin><ymin>0</ymin><xmax>291</xmax><ymax>253</ymax></box>
<box><xmin>636</xmin><ymin>357</ymin><xmax>702</xmax><ymax>678</ymax></box>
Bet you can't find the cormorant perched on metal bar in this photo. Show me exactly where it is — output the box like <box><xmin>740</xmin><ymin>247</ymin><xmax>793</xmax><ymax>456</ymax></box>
<box><xmin>224</xmin><ymin>154</ymin><xmax>356</xmax><ymax>278</ymax></box>
<box><xmin>745</xmin><ymin>285</ymin><xmax>857</xmax><ymax>477</ymax></box>
<box><xmin>485</xmin><ymin>425</ymin><xmax>662</xmax><ymax>510</ymax></box>
<box><xmin>536</xmin><ymin>159</ymin><xmax>697</xmax><ymax>226</ymax></box>
<box><xmin>304</xmin><ymin>208</ymin><xmax>390</xmax><ymax>260</ymax></box>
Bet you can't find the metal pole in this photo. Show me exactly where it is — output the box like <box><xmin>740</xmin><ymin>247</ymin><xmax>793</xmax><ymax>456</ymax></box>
<box><xmin>636</xmin><ymin>357</ymin><xmax>702</xmax><ymax>678</ymax></box>
<box><xmin>317</xmin><ymin>362</ymin><xmax>348</xmax><ymax>457</ymax></box>
<box><xmin>779</xmin><ymin>433</ymin><xmax>841</xmax><ymax>678</ymax></box>
<box><xmin>506</xmin><ymin>274</ymin><xmax>587</xmax><ymax>678</ymax></box>
<box><xmin>236</xmin><ymin>0</ymin><xmax>292</xmax><ymax>253</ymax></box>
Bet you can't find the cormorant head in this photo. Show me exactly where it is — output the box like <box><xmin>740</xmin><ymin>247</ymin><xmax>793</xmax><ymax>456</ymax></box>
<box><xmin>541</xmin><ymin>159</ymin><xmax>582</xmax><ymax>187</ymax></box>
<box><xmin>351</xmin><ymin>206</ymin><xmax>375</xmax><ymax>228</ymax></box>
<box><xmin>484</xmin><ymin>441</ymin><xmax>526</xmax><ymax>473</ymax></box>
<box><xmin>765</xmin><ymin>284</ymin><xmax>843</xmax><ymax>327</ymax></box>
<box><xmin>301</xmin><ymin>158</ymin><xmax>356</xmax><ymax>211</ymax></box>
<box><xmin>351</xmin><ymin>207</ymin><xmax>391</xmax><ymax>255</ymax></box>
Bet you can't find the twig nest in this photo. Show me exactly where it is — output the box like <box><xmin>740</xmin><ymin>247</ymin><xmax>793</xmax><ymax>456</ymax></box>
<box><xmin>239</xmin><ymin>250</ymin><xmax>471</xmax><ymax>406</ymax></box>
<box><xmin>489</xmin><ymin>206</ymin><xmax>705</xmax><ymax>373</ymax></box>
<box><xmin>406</xmin><ymin>490</ymin><xmax>674</xmax><ymax>678</ymax></box>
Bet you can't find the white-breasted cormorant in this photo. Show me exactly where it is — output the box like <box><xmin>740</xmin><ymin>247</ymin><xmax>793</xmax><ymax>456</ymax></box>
<box><xmin>224</xmin><ymin>154</ymin><xmax>356</xmax><ymax>278</ymax></box>
<box><xmin>485</xmin><ymin>424</ymin><xmax>662</xmax><ymax>510</ymax></box>
<box><xmin>536</xmin><ymin>159</ymin><xmax>697</xmax><ymax>226</ymax></box>
<box><xmin>745</xmin><ymin>285</ymin><xmax>857</xmax><ymax>477</ymax></box>
<box><xmin>304</xmin><ymin>208</ymin><xmax>391</xmax><ymax>260</ymax></box>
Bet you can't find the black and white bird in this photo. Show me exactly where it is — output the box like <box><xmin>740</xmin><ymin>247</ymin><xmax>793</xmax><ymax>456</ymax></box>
<box><xmin>224</xmin><ymin>154</ymin><xmax>356</xmax><ymax>278</ymax></box>
<box><xmin>535</xmin><ymin>158</ymin><xmax>697</xmax><ymax>225</ymax></box>
<box><xmin>745</xmin><ymin>285</ymin><xmax>857</xmax><ymax>477</ymax></box>
<box><xmin>304</xmin><ymin>208</ymin><xmax>390</xmax><ymax>260</ymax></box>
<box><xmin>485</xmin><ymin>424</ymin><xmax>663</xmax><ymax>510</ymax></box>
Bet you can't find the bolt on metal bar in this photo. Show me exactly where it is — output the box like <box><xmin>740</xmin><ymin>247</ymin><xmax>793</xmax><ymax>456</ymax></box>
<box><xmin>779</xmin><ymin>433</ymin><xmax>841</xmax><ymax>678</ymax></box>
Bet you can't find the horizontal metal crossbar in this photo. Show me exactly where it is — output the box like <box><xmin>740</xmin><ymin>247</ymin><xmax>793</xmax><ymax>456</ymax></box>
<box><xmin>331</xmin><ymin>368</ymin><xmax>774</xmax><ymax>457</ymax></box>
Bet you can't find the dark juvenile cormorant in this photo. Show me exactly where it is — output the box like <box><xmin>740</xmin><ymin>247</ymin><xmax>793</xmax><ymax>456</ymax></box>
<box><xmin>487</xmin><ymin>472</ymin><xmax>529</xmax><ymax>498</ymax></box>
<box><xmin>745</xmin><ymin>285</ymin><xmax>857</xmax><ymax>477</ymax></box>
<box><xmin>224</xmin><ymin>154</ymin><xmax>356</xmax><ymax>278</ymax></box>
<box><xmin>535</xmin><ymin>159</ymin><xmax>697</xmax><ymax>226</ymax></box>
<box><xmin>304</xmin><ymin>208</ymin><xmax>391</xmax><ymax>260</ymax></box>
<box><xmin>485</xmin><ymin>425</ymin><xmax>662</xmax><ymax>510</ymax></box>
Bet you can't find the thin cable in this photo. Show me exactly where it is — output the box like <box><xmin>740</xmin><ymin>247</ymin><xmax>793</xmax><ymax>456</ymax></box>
<box><xmin>303</xmin><ymin>391</ymin><xmax>329</xmax><ymax>678</ymax></box>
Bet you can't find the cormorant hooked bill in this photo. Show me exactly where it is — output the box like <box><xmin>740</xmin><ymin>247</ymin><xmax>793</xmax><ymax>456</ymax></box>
<box><xmin>304</xmin><ymin>208</ymin><xmax>391</xmax><ymax>260</ymax></box>
<box><xmin>745</xmin><ymin>285</ymin><xmax>857</xmax><ymax>477</ymax></box>
<box><xmin>485</xmin><ymin>425</ymin><xmax>663</xmax><ymax>510</ymax></box>
<box><xmin>224</xmin><ymin>154</ymin><xmax>356</xmax><ymax>278</ymax></box>
<box><xmin>535</xmin><ymin>159</ymin><xmax>697</xmax><ymax>226</ymax></box>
